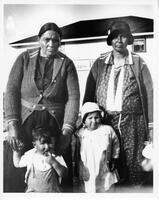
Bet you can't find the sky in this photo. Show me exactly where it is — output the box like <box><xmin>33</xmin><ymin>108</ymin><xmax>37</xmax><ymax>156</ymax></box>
<box><xmin>3</xmin><ymin>3</ymin><xmax>155</xmax><ymax>43</ymax></box>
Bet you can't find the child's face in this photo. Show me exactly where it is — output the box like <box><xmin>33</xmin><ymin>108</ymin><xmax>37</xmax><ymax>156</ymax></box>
<box><xmin>33</xmin><ymin>137</ymin><xmax>55</xmax><ymax>156</ymax></box>
<box><xmin>84</xmin><ymin>111</ymin><xmax>101</xmax><ymax>131</ymax></box>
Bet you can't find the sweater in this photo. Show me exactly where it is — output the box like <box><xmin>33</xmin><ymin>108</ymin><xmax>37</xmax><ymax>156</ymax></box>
<box><xmin>5</xmin><ymin>48</ymin><xmax>80</xmax><ymax>130</ymax></box>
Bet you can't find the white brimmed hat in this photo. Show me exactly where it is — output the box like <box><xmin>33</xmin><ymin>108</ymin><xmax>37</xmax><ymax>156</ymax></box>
<box><xmin>81</xmin><ymin>102</ymin><xmax>103</xmax><ymax>122</ymax></box>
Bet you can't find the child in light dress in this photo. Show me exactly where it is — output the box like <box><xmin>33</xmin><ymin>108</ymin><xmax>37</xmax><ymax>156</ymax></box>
<box><xmin>12</xmin><ymin>126</ymin><xmax>67</xmax><ymax>192</ymax></box>
<box><xmin>76</xmin><ymin>102</ymin><xmax>120</xmax><ymax>193</ymax></box>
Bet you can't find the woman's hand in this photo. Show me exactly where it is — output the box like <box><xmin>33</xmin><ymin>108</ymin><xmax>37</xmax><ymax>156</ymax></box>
<box><xmin>109</xmin><ymin>158</ymin><xmax>118</xmax><ymax>172</ymax></box>
<box><xmin>7</xmin><ymin>121</ymin><xmax>23</xmax><ymax>151</ymax></box>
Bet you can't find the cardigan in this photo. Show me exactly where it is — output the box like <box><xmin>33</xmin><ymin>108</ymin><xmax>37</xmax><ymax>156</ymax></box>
<box><xmin>83</xmin><ymin>51</ymin><xmax>153</xmax><ymax>132</ymax></box>
<box><xmin>5</xmin><ymin>48</ymin><xmax>80</xmax><ymax>131</ymax></box>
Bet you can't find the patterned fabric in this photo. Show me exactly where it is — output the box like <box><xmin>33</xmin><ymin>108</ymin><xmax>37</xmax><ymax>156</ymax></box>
<box><xmin>119</xmin><ymin>114</ymin><xmax>145</xmax><ymax>185</ymax></box>
<box><xmin>122</xmin><ymin>65</ymin><xmax>143</xmax><ymax>114</ymax></box>
<box><xmin>95</xmin><ymin>57</ymin><xmax>146</xmax><ymax>185</ymax></box>
<box><xmin>96</xmin><ymin>65</ymin><xmax>112</xmax><ymax>109</ymax></box>
<box><xmin>119</xmin><ymin>66</ymin><xmax>146</xmax><ymax>185</ymax></box>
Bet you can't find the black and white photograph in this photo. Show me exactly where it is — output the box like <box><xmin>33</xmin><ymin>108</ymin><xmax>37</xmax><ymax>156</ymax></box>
<box><xmin>1</xmin><ymin>0</ymin><xmax>159</xmax><ymax>200</ymax></box>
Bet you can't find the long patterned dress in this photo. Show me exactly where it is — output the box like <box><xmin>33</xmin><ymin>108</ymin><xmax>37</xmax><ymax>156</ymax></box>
<box><xmin>95</xmin><ymin>59</ymin><xmax>147</xmax><ymax>186</ymax></box>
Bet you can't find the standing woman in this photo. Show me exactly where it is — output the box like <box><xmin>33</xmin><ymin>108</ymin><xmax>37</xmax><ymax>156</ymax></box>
<box><xmin>83</xmin><ymin>20</ymin><xmax>153</xmax><ymax>187</ymax></box>
<box><xmin>4</xmin><ymin>22</ymin><xmax>80</xmax><ymax>192</ymax></box>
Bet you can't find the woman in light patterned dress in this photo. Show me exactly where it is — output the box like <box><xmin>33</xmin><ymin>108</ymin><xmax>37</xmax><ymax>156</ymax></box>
<box><xmin>83</xmin><ymin>20</ymin><xmax>153</xmax><ymax>188</ymax></box>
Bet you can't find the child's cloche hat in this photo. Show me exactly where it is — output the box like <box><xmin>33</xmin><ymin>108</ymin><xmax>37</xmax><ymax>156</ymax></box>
<box><xmin>81</xmin><ymin>102</ymin><xmax>103</xmax><ymax>123</ymax></box>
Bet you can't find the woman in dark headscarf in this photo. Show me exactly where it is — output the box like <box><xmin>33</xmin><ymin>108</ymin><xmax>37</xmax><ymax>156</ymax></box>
<box><xmin>4</xmin><ymin>22</ymin><xmax>80</xmax><ymax>192</ymax></box>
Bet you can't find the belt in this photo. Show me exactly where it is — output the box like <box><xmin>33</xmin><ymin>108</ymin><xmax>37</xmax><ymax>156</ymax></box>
<box><xmin>21</xmin><ymin>99</ymin><xmax>62</xmax><ymax>111</ymax></box>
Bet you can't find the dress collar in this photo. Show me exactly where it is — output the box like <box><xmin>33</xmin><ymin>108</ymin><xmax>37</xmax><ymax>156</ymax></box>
<box><xmin>105</xmin><ymin>50</ymin><xmax>133</xmax><ymax>65</ymax></box>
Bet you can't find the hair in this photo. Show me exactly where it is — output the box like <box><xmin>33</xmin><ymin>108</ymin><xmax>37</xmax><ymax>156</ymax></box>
<box><xmin>38</xmin><ymin>22</ymin><xmax>62</xmax><ymax>38</ymax></box>
<box><xmin>32</xmin><ymin>126</ymin><xmax>61</xmax><ymax>155</ymax></box>
<box><xmin>32</xmin><ymin>126</ymin><xmax>53</xmax><ymax>143</ymax></box>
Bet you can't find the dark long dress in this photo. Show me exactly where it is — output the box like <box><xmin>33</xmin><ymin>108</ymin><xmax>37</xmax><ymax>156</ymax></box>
<box><xmin>3</xmin><ymin>56</ymin><xmax>73</xmax><ymax>192</ymax></box>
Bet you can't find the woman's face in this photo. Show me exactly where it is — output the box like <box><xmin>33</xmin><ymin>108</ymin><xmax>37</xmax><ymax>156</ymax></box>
<box><xmin>111</xmin><ymin>34</ymin><xmax>128</xmax><ymax>53</ymax></box>
<box><xmin>39</xmin><ymin>30</ymin><xmax>61</xmax><ymax>57</ymax></box>
<box><xmin>84</xmin><ymin>111</ymin><xmax>101</xmax><ymax>131</ymax></box>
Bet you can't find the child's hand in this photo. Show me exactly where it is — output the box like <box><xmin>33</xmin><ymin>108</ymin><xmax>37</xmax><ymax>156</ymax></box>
<box><xmin>79</xmin><ymin>161</ymin><xmax>90</xmax><ymax>181</ymax></box>
<box><xmin>82</xmin><ymin>165</ymin><xmax>90</xmax><ymax>181</ymax></box>
<box><xmin>49</xmin><ymin>143</ymin><xmax>55</xmax><ymax>154</ymax></box>
<box><xmin>98</xmin><ymin>150</ymin><xmax>109</xmax><ymax>177</ymax></box>
<box><xmin>109</xmin><ymin>158</ymin><xmax>118</xmax><ymax>172</ymax></box>
<box><xmin>141</xmin><ymin>158</ymin><xmax>153</xmax><ymax>172</ymax></box>
<box><xmin>45</xmin><ymin>152</ymin><xmax>55</xmax><ymax>165</ymax></box>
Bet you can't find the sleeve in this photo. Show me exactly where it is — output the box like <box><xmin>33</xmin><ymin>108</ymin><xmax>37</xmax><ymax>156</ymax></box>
<box><xmin>73</xmin><ymin>133</ymin><xmax>82</xmax><ymax>177</ymax></box>
<box><xmin>4</xmin><ymin>52</ymin><xmax>25</xmax><ymax>124</ymax></box>
<box><xmin>111</xmin><ymin>128</ymin><xmax>120</xmax><ymax>159</ymax></box>
<box><xmin>140</xmin><ymin>59</ymin><xmax>153</xmax><ymax>124</ymax></box>
<box><xmin>18</xmin><ymin>151</ymin><xmax>30</xmax><ymax>168</ymax></box>
<box><xmin>83</xmin><ymin>59</ymin><xmax>99</xmax><ymax>104</ymax></box>
<box><xmin>62</xmin><ymin>60</ymin><xmax>80</xmax><ymax>132</ymax></box>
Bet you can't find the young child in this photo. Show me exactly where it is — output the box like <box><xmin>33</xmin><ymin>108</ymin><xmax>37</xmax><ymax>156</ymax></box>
<box><xmin>76</xmin><ymin>102</ymin><xmax>120</xmax><ymax>193</ymax></box>
<box><xmin>13</xmin><ymin>126</ymin><xmax>68</xmax><ymax>192</ymax></box>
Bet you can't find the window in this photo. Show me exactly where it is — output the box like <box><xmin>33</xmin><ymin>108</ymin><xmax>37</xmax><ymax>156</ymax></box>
<box><xmin>132</xmin><ymin>38</ymin><xmax>146</xmax><ymax>52</ymax></box>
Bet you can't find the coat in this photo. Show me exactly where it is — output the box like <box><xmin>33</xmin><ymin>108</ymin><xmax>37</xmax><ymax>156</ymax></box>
<box><xmin>5</xmin><ymin>47</ymin><xmax>80</xmax><ymax>130</ymax></box>
<box><xmin>83</xmin><ymin>51</ymin><xmax>153</xmax><ymax>132</ymax></box>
